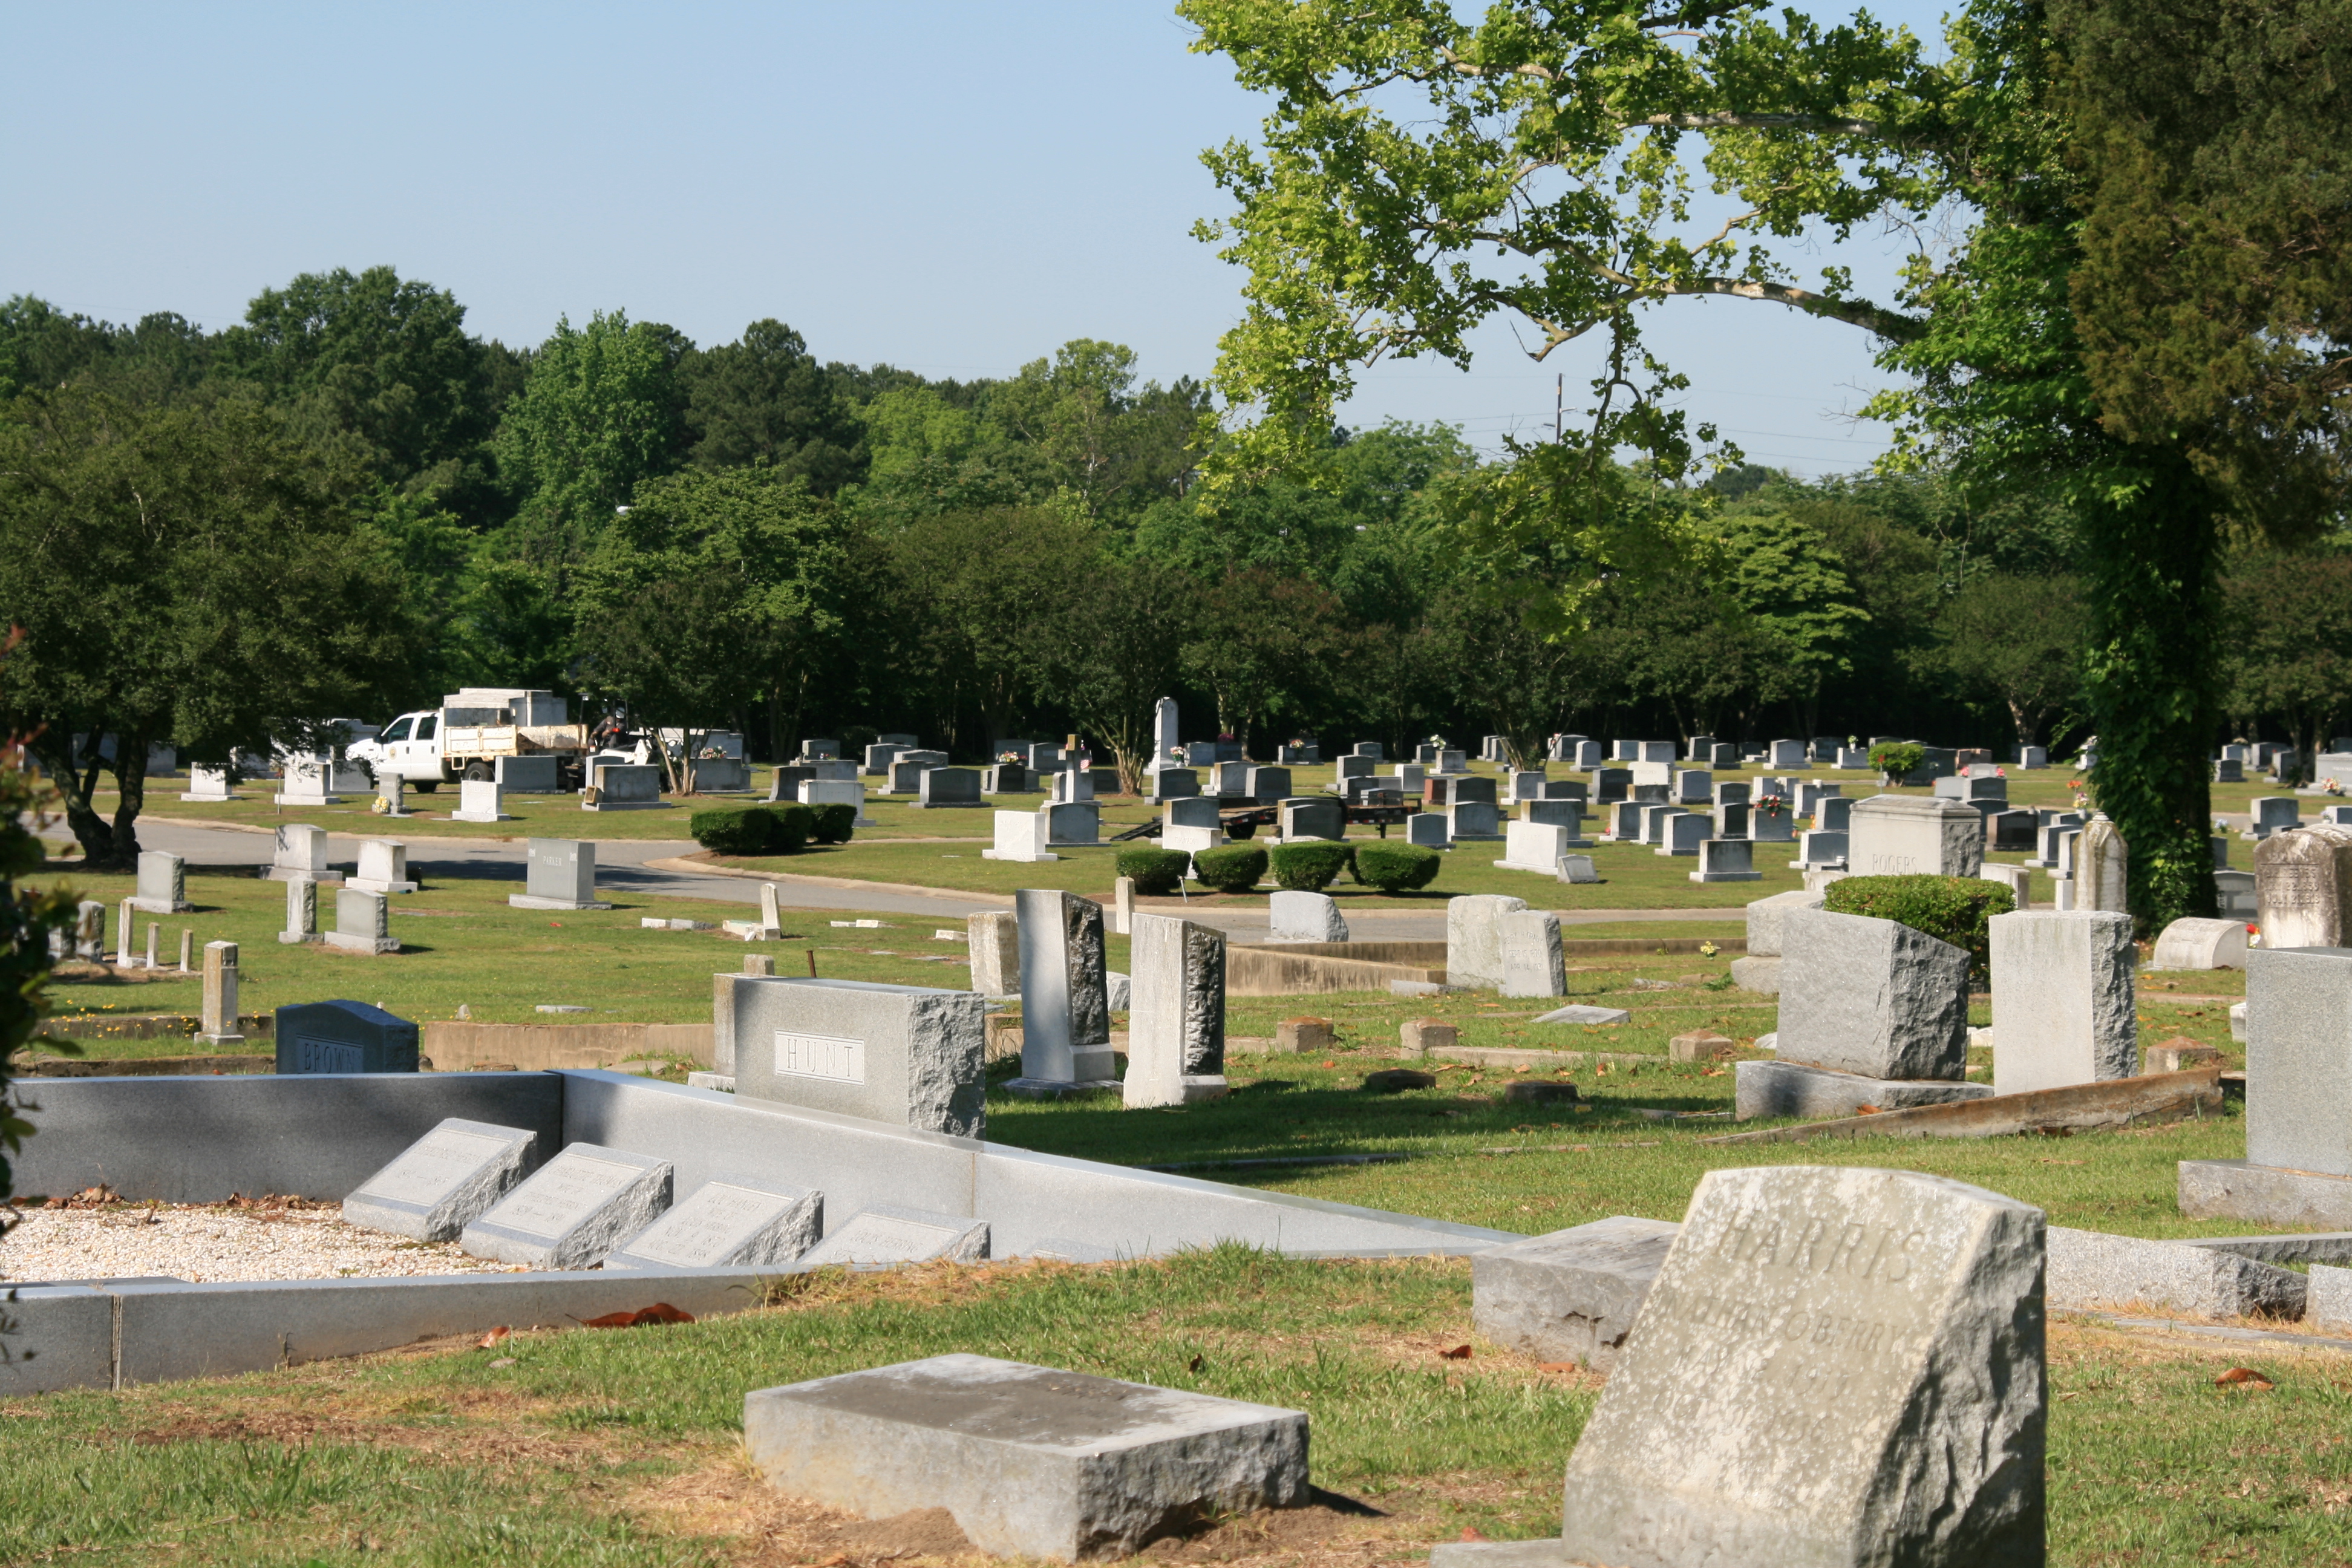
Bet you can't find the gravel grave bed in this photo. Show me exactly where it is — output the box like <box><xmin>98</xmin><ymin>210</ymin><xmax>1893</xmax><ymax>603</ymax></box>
<box><xmin>1</xmin><ymin>1202</ymin><xmax>521</xmax><ymax>1283</ymax></box>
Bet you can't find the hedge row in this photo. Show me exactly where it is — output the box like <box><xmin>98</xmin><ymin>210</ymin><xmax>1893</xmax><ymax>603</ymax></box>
<box><xmin>1821</xmin><ymin>874</ymin><xmax>2014</xmax><ymax>982</ymax></box>
<box><xmin>1113</xmin><ymin>838</ymin><xmax>1443</xmax><ymax>897</ymax></box>
<box><xmin>688</xmin><ymin>803</ymin><xmax>856</xmax><ymax>857</ymax></box>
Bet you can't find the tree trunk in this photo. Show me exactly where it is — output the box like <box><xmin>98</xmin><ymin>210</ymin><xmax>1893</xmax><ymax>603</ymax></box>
<box><xmin>28</xmin><ymin>725</ymin><xmax>146</xmax><ymax>870</ymax></box>
<box><xmin>2079</xmin><ymin>452</ymin><xmax>2219</xmax><ymax>930</ymax></box>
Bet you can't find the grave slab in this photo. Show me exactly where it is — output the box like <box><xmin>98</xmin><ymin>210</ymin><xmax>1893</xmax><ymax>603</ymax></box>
<box><xmin>2046</xmin><ymin>1226</ymin><xmax>2305</xmax><ymax>1319</ymax></box>
<box><xmin>340</xmin><ymin>1117</ymin><xmax>538</xmax><ymax>1241</ymax></box>
<box><xmin>605</xmin><ymin>1172</ymin><xmax>823</xmax><ymax>1270</ymax></box>
<box><xmin>460</xmin><ymin>1142</ymin><xmax>673</xmax><ymax>1268</ymax></box>
<box><xmin>1734</xmin><ymin>1059</ymin><xmax>1994</xmax><ymax>1120</ymax></box>
<box><xmin>794</xmin><ymin>1204</ymin><xmax>990</xmax><ymax>1266</ymax></box>
<box><xmin>2180</xmin><ymin>1160</ymin><xmax>2352</xmax><ymax>1230</ymax></box>
<box><xmin>1532</xmin><ymin>1002</ymin><xmax>1631</xmax><ymax>1025</ymax></box>
<box><xmin>742</xmin><ymin>1353</ymin><xmax>1308</xmax><ymax>1562</ymax></box>
<box><xmin>1472</xmin><ymin>1215</ymin><xmax>1680</xmax><ymax>1371</ymax></box>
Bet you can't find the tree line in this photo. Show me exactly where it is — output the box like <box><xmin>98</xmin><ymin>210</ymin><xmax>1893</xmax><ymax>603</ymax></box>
<box><xmin>0</xmin><ymin>250</ymin><xmax>2342</xmax><ymax>864</ymax></box>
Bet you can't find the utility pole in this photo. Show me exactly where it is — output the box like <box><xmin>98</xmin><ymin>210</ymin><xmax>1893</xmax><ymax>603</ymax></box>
<box><xmin>1554</xmin><ymin>373</ymin><xmax>1563</xmax><ymax>443</ymax></box>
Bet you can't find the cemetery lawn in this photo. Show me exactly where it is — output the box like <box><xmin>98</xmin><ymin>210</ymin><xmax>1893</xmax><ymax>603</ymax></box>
<box><xmin>6</xmin><ymin>1251</ymin><xmax>2347</xmax><ymax>1567</ymax></box>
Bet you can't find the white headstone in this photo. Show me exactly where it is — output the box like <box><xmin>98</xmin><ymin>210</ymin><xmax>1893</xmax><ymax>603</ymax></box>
<box><xmin>1010</xmin><ymin>889</ymin><xmax>1115</xmax><ymax>1090</ymax></box>
<box><xmin>510</xmin><ymin>838</ymin><xmax>612</xmax><ymax>910</ymax></box>
<box><xmin>1267</xmin><ymin>890</ymin><xmax>1348</xmax><ymax>943</ymax></box>
<box><xmin>984</xmin><ymin>811</ymin><xmax>1059</xmax><ymax>863</ymax></box>
<box><xmin>461</xmin><ymin>1143</ymin><xmax>674</xmax><ymax>1269</ymax></box>
<box><xmin>452</xmin><ymin>777</ymin><xmax>512</xmax><ymax>822</ymax></box>
<box><xmin>1498</xmin><ymin>910</ymin><xmax>1565</xmax><ymax>998</ymax></box>
<box><xmin>349</xmin><ymin>838</ymin><xmax>417</xmax><ymax>895</ymax></box>
<box><xmin>1989</xmin><ymin>910</ymin><xmax>2137</xmax><ymax>1095</ymax></box>
<box><xmin>1446</xmin><ymin>895</ymin><xmax>1529</xmax><ymax>990</ymax></box>
<box><xmin>1123</xmin><ymin>913</ymin><xmax>1228</xmax><ymax>1107</ymax></box>
<box><xmin>326</xmin><ymin>887</ymin><xmax>399</xmax><ymax>953</ymax></box>
<box><xmin>1847</xmin><ymin>795</ymin><xmax>1985</xmax><ymax>878</ymax></box>
<box><xmin>970</xmin><ymin>910</ymin><xmax>1021</xmax><ymax>996</ymax></box>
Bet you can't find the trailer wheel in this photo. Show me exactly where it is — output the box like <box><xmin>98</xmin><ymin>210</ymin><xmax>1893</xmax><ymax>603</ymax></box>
<box><xmin>410</xmin><ymin>780</ymin><xmax>439</xmax><ymax>794</ymax></box>
<box><xmin>464</xmin><ymin>762</ymin><xmax>494</xmax><ymax>782</ymax></box>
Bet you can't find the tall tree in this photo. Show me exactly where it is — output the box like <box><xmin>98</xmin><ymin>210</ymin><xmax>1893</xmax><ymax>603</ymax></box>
<box><xmin>1919</xmin><ymin>573</ymin><xmax>2084</xmax><ymax>750</ymax></box>
<box><xmin>1036</xmin><ymin>557</ymin><xmax>1194</xmax><ymax>791</ymax></box>
<box><xmin>0</xmin><ymin>387</ymin><xmax>416</xmax><ymax>865</ymax></box>
<box><xmin>2220</xmin><ymin>549</ymin><xmax>2352</xmax><ymax>775</ymax></box>
<box><xmin>679</xmin><ymin>319</ymin><xmax>867</xmax><ymax>493</ymax></box>
<box><xmin>493</xmin><ymin>310</ymin><xmax>688</xmax><ymax>564</ymax></box>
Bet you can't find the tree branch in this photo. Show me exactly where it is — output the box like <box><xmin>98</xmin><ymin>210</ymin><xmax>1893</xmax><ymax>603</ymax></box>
<box><xmin>1669</xmin><ymin>277</ymin><xmax>1924</xmax><ymax>339</ymax></box>
<box><xmin>1629</xmin><ymin>111</ymin><xmax>1889</xmax><ymax>140</ymax></box>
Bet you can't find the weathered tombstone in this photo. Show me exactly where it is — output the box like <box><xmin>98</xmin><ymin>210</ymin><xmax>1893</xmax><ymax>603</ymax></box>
<box><xmin>349</xmin><ymin>838</ymin><xmax>417</xmax><ymax>894</ymax></box>
<box><xmin>1280</xmin><ymin>798</ymin><xmax>1345</xmax><ymax>842</ymax></box>
<box><xmin>275</xmin><ymin>756</ymin><xmax>341</xmax><ymax>806</ymax></box>
<box><xmin>509</xmin><ymin>838</ymin><xmax>613</xmax><ymax>910</ymax></box>
<box><xmin>798</xmin><ymin>1205</ymin><xmax>990</xmax><ymax>1266</ymax></box>
<box><xmin>585</xmin><ymin>762</ymin><xmax>664</xmax><ymax>809</ymax></box>
<box><xmin>452</xmin><ymin>777</ymin><xmax>514</xmax><ymax>822</ymax></box>
<box><xmin>742</xmin><ymin>1353</ymin><xmax>1305</xmax><ymax>1562</ymax></box>
<box><xmin>461</xmin><ymin>1144</ymin><xmax>673</xmax><ymax>1269</ymax></box>
<box><xmin>734</xmin><ymin>975</ymin><xmax>987</xmax><ymax>1136</ymax></box>
<box><xmin>1471</xmin><ymin>1216</ymin><xmax>1681</xmax><ymax>1370</ymax></box>
<box><xmin>913</xmin><ymin>767</ymin><xmax>982</xmax><ymax>809</ymax></box>
<box><xmin>969</xmin><ymin>910</ymin><xmax>1021</xmax><ymax>996</ymax></box>
<box><xmin>1989</xmin><ymin>911</ymin><xmax>2137</xmax><ymax>1095</ymax></box>
<box><xmin>69</xmin><ymin>898</ymin><xmax>103</xmax><ymax>961</ymax></box>
<box><xmin>1009</xmin><ymin>889</ymin><xmax>1116</xmax><ymax>1093</ymax></box>
<box><xmin>799</xmin><ymin>779</ymin><xmax>875</xmax><ymax>825</ymax></box>
<box><xmin>1691</xmin><ymin>838</ymin><xmax>1761</xmax><ymax>883</ymax></box>
<box><xmin>326</xmin><ymin>888</ymin><xmax>400</xmax><ymax>954</ymax></box>
<box><xmin>261</xmin><ymin>825</ymin><xmax>333</xmax><ymax>890</ymax></box>
<box><xmin>2253</xmin><ymin>822</ymin><xmax>2352</xmax><ymax>948</ymax></box>
<box><xmin>1432</xmin><ymin>1167</ymin><xmax>2046</xmax><ymax>1568</ymax></box>
<box><xmin>2078</xmin><ymin>814</ymin><xmax>2129</xmax><ymax>913</ymax></box>
<box><xmin>605</xmin><ymin>1173</ymin><xmax>823</xmax><ymax>1270</ymax></box>
<box><xmin>1847</xmin><ymin>795</ymin><xmax>1985</xmax><ymax>877</ymax></box>
<box><xmin>2151</xmin><ymin>916</ymin><xmax>2248</xmax><ymax>970</ymax></box>
<box><xmin>127</xmin><ymin>850</ymin><xmax>191</xmax><ymax>914</ymax></box>
<box><xmin>1268</xmin><ymin>890</ymin><xmax>1348</xmax><ymax>943</ymax></box>
<box><xmin>720</xmin><ymin>882</ymin><xmax>785</xmax><ymax>941</ymax></box>
<box><xmin>341</xmin><ymin>1118</ymin><xmax>538</xmax><ymax>1241</ymax></box>
<box><xmin>1446</xmin><ymin>894</ymin><xmax>1529</xmax><ymax>990</ymax></box>
<box><xmin>1123</xmin><ymin>913</ymin><xmax>1228</xmax><ymax>1107</ymax></box>
<box><xmin>1776</xmin><ymin>907</ymin><xmax>1970</xmax><ymax>1080</ymax></box>
<box><xmin>179</xmin><ymin>763</ymin><xmax>237</xmax><ymax>803</ymax></box>
<box><xmin>276</xmin><ymin>998</ymin><xmax>419</xmax><ymax>1074</ymax></box>
<box><xmin>194</xmin><ymin>941</ymin><xmax>244</xmax><ymax>1047</ymax></box>
<box><xmin>1498</xmin><ymin>910</ymin><xmax>1565</xmax><ymax>998</ymax></box>
<box><xmin>1498</xmin><ymin>819</ymin><xmax>1575</xmax><ymax>873</ymax></box>
<box><xmin>1406</xmin><ymin>812</ymin><xmax>1449</xmax><ymax>848</ymax></box>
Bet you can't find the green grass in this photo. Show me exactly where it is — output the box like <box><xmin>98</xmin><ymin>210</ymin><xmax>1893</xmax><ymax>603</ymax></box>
<box><xmin>3</xmin><ymin>1249</ymin><xmax>2345</xmax><ymax>1566</ymax></box>
<box><xmin>28</xmin><ymin>867</ymin><xmax>1102</xmax><ymax>1040</ymax></box>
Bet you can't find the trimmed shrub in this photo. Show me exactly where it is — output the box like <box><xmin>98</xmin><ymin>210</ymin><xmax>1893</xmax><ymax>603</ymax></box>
<box><xmin>1117</xmin><ymin>846</ymin><xmax>1189</xmax><ymax>897</ymax></box>
<box><xmin>809</xmin><ymin>803</ymin><xmax>857</xmax><ymax>844</ymax></box>
<box><xmin>1269</xmin><ymin>841</ymin><xmax>1352</xmax><ymax>892</ymax></box>
<box><xmin>1191</xmin><ymin>844</ymin><xmax>1268</xmax><ymax>893</ymax></box>
<box><xmin>691</xmin><ymin>807</ymin><xmax>776</xmax><ymax>857</ymax></box>
<box><xmin>773</xmin><ymin>804</ymin><xmax>815</xmax><ymax>855</ymax></box>
<box><xmin>1867</xmin><ymin>740</ymin><xmax>1927</xmax><ymax>781</ymax></box>
<box><xmin>1821</xmin><ymin>874</ymin><xmax>2014</xmax><ymax>982</ymax></box>
<box><xmin>1353</xmin><ymin>839</ymin><xmax>1442</xmax><ymax>893</ymax></box>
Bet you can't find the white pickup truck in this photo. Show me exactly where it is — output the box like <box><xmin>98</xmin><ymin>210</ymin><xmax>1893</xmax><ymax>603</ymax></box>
<box><xmin>348</xmin><ymin>688</ymin><xmax>591</xmax><ymax>792</ymax></box>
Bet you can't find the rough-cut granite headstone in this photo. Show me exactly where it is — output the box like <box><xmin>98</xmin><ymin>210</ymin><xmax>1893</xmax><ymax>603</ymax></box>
<box><xmin>2255</xmin><ymin>824</ymin><xmax>2352</xmax><ymax>949</ymax></box>
<box><xmin>1989</xmin><ymin>911</ymin><xmax>2137</xmax><ymax>1096</ymax></box>
<box><xmin>734</xmin><ymin>976</ymin><xmax>987</xmax><ymax>1138</ymax></box>
<box><xmin>341</xmin><ymin>1118</ymin><xmax>538</xmax><ymax>1241</ymax></box>
<box><xmin>1123</xmin><ymin>913</ymin><xmax>1227</xmax><ymax>1108</ymax></box>
<box><xmin>1446</xmin><ymin>894</ymin><xmax>1528</xmax><ymax>990</ymax></box>
<box><xmin>1777</xmin><ymin>906</ymin><xmax>1970</xmax><ymax>1081</ymax></box>
<box><xmin>743</xmin><ymin>1354</ymin><xmax>1308</xmax><ymax>1561</ymax></box>
<box><xmin>1471</xmin><ymin>1215</ymin><xmax>1681</xmax><ymax>1370</ymax></box>
<box><xmin>1435</xmin><ymin>1166</ymin><xmax>2045</xmax><ymax>1568</ymax></box>
<box><xmin>460</xmin><ymin>1142</ymin><xmax>673</xmax><ymax>1269</ymax></box>
<box><xmin>1010</xmin><ymin>889</ymin><xmax>1115</xmax><ymax>1093</ymax></box>
<box><xmin>1267</xmin><ymin>890</ymin><xmax>1348</xmax><ymax>943</ymax></box>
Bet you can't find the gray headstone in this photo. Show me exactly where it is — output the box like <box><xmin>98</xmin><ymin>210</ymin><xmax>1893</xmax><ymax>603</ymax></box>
<box><xmin>340</xmin><ymin>1117</ymin><xmax>538</xmax><ymax>1241</ymax></box>
<box><xmin>1123</xmin><ymin>913</ymin><xmax>1227</xmax><ymax>1107</ymax></box>
<box><xmin>743</xmin><ymin>1354</ymin><xmax>1307</xmax><ymax>1561</ymax></box>
<box><xmin>1165</xmin><ymin>795</ymin><xmax>1220</xmax><ymax>829</ymax></box>
<box><xmin>1281</xmin><ymin>799</ymin><xmax>1345</xmax><ymax>841</ymax></box>
<box><xmin>605</xmin><ymin>1172</ymin><xmax>822</xmax><ymax>1270</ymax></box>
<box><xmin>2246</xmin><ymin>946</ymin><xmax>2352</xmax><ymax>1177</ymax></box>
<box><xmin>1848</xmin><ymin>795</ymin><xmax>1985</xmax><ymax>877</ymax></box>
<box><xmin>1042</xmin><ymin>800</ymin><xmax>1100</xmax><ymax>846</ymax></box>
<box><xmin>129</xmin><ymin>850</ymin><xmax>191</xmax><ymax>913</ymax></box>
<box><xmin>269</xmin><ymin>822</ymin><xmax>332</xmax><ymax>879</ymax></box>
<box><xmin>1988</xmin><ymin>912</ymin><xmax>2137</xmax><ymax>1095</ymax></box>
<box><xmin>916</xmin><ymin>766</ymin><xmax>983</xmax><ymax>808</ymax></box>
<box><xmin>275</xmin><ymin>999</ymin><xmax>418</xmax><ymax>1074</ymax></box>
<box><xmin>1777</xmin><ymin>906</ymin><xmax>1970</xmax><ymax>1080</ymax></box>
<box><xmin>1472</xmin><ymin>1216</ymin><xmax>1681</xmax><ymax>1370</ymax></box>
<box><xmin>1819</xmin><ymin>795</ymin><xmax>1854</xmax><ymax>832</ymax></box>
<box><xmin>1591</xmin><ymin>767</ymin><xmax>1631</xmax><ymax>803</ymax></box>
<box><xmin>795</xmin><ymin>1204</ymin><xmax>988</xmax><ymax>1267</ymax></box>
<box><xmin>1990</xmin><ymin>809</ymin><xmax>2037</xmax><ymax>852</ymax></box>
<box><xmin>1498</xmin><ymin>910</ymin><xmax>1565</xmax><ymax>998</ymax></box>
<box><xmin>1406</xmin><ymin>812</ymin><xmax>1448</xmax><ymax>848</ymax></box>
<box><xmin>734</xmin><ymin>976</ymin><xmax>986</xmax><ymax>1137</ymax></box>
<box><xmin>511</xmin><ymin>838</ymin><xmax>612</xmax><ymax>910</ymax></box>
<box><xmin>460</xmin><ymin>1142</ymin><xmax>673</xmax><ymax>1269</ymax></box>
<box><xmin>2255</xmin><ymin>824</ymin><xmax>2352</xmax><ymax>949</ymax></box>
<box><xmin>1013</xmin><ymin>889</ymin><xmax>1114</xmax><ymax>1089</ymax></box>
<box><xmin>590</xmin><ymin>762</ymin><xmax>663</xmax><ymax>805</ymax></box>
<box><xmin>1268</xmin><ymin>890</ymin><xmax>1348</xmax><ymax>943</ymax></box>
<box><xmin>1153</xmin><ymin>766</ymin><xmax>1200</xmax><ymax>801</ymax></box>
<box><xmin>1443</xmin><ymin>1166</ymin><xmax>2044</xmax><ymax>1568</ymax></box>
<box><xmin>1691</xmin><ymin>837</ymin><xmax>1760</xmax><ymax>882</ymax></box>
<box><xmin>325</xmin><ymin>887</ymin><xmax>399</xmax><ymax>954</ymax></box>
<box><xmin>1520</xmin><ymin>799</ymin><xmax>1584</xmax><ymax>831</ymax></box>
<box><xmin>1247</xmin><ymin>765</ymin><xmax>1292</xmax><ymax>802</ymax></box>
<box><xmin>1446</xmin><ymin>895</ymin><xmax>1528</xmax><ymax>990</ymax></box>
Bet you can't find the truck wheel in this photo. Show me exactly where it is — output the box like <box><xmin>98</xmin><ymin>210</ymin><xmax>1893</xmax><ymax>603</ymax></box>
<box><xmin>410</xmin><ymin>779</ymin><xmax>439</xmax><ymax>794</ymax></box>
<box><xmin>465</xmin><ymin>763</ymin><xmax>494</xmax><ymax>782</ymax></box>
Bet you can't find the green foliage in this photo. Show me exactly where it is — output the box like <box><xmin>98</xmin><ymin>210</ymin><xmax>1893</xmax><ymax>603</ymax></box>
<box><xmin>1268</xmin><ymin>841</ymin><xmax>1351</xmax><ymax>892</ymax></box>
<box><xmin>0</xmin><ymin>739</ymin><xmax>74</xmax><ymax>1201</ymax></box>
<box><xmin>809</xmin><ymin>803</ymin><xmax>857</xmax><ymax>844</ymax></box>
<box><xmin>1117</xmin><ymin>846</ymin><xmax>1190</xmax><ymax>897</ymax></box>
<box><xmin>678</xmin><ymin>319</ymin><xmax>865</xmax><ymax>493</ymax></box>
<box><xmin>688</xmin><ymin>805</ymin><xmax>809</xmax><ymax>858</ymax></box>
<box><xmin>1822</xmin><ymin>874</ymin><xmax>2016</xmax><ymax>982</ymax></box>
<box><xmin>1916</xmin><ymin>573</ymin><xmax>2083</xmax><ymax>748</ymax></box>
<box><xmin>1869</xmin><ymin>742</ymin><xmax>1927</xmax><ymax>780</ymax></box>
<box><xmin>492</xmin><ymin>309</ymin><xmax>687</xmax><ymax>563</ymax></box>
<box><xmin>1351</xmin><ymin>839</ymin><xmax>1442</xmax><ymax>893</ymax></box>
<box><xmin>1189</xmin><ymin>844</ymin><xmax>1268</xmax><ymax>893</ymax></box>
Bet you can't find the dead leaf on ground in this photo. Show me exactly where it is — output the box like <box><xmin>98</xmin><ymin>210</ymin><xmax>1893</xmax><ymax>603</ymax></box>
<box><xmin>478</xmin><ymin>1325</ymin><xmax>511</xmax><ymax>1349</ymax></box>
<box><xmin>2216</xmin><ymin>1367</ymin><xmax>2275</xmax><ymax>1390</ymax></box>
<box><xmin>1459</xmin><ymin>1527</ymin><xmax>1488</xmax><ymax>1541</ymax></box>
<box><xmin>1439</xmin><ymin>1344</ymin><xmax>1472</xmax><ymax>1360</ymax></box>
<box><xmin>575</xmin><ymin>1303</ymin><xmax>697</xmax><ymax>1328</ymax></box>
<box><xmin>1535</xmin><ymin>1362</ymin><xmax>1580</xmax><ymax>1373</ymax></box>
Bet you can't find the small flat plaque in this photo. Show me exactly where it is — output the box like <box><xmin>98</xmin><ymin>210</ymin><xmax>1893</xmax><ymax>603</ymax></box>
<box><xmin>774</xmin><ymin>1030</ymin><xmax>866</xmax><ymax>1083</ymax></box>
<box><xmin>486</xmin><ymin>1152</ymin><xmax>641</xmax><ymax>1240</ymax></box>
<box><xmin>362</xmin><ymin>1127</ymin><xmax>514</xmax><ymax>1207</ymax></box>
<box><xmin>612</xmin><ymin>1178</ymin><xmax>818</xmax><ymax>1269</ymax></box>
<box><xmin>797</xmin><ymin>1204</ymin><xmax>987</xmax><ymax>1267</ymax></box>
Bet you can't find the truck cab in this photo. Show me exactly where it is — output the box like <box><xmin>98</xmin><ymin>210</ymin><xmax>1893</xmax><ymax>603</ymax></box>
<box><xmin>350</xmin><ymin>711</ymin><xmax>448</xmax><ymax>788</ymax></box>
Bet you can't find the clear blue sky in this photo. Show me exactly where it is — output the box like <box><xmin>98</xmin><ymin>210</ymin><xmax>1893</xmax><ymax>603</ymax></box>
<box><xmin>4</xmin><ymin>1</ymin><xmax>1956</xmax><ymax>477</ymax></box>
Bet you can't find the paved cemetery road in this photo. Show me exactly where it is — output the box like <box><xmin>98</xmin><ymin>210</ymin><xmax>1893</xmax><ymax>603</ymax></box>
<box><xmin>96</xmin><ymin>821</ymin><xmax>1744</xmax><ymax>941</ymax></box>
